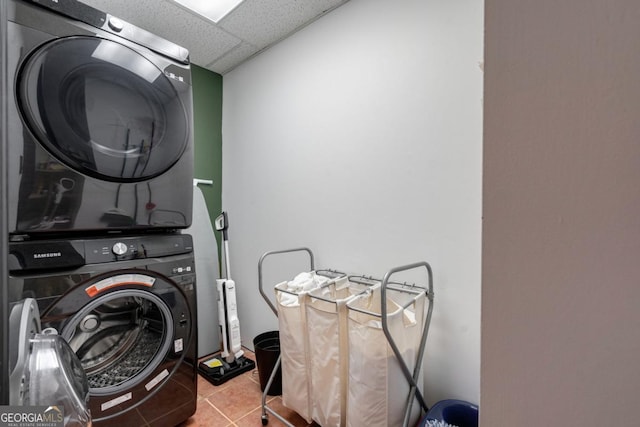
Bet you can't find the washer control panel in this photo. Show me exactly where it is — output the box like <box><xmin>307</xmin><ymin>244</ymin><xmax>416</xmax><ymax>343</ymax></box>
<box><xmin>8</xmin><ymin>234</ymin><xmax>194</xmax><ymax>271</ymax></box>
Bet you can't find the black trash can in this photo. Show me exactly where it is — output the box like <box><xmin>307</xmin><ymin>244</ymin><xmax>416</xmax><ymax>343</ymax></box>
<box><xmin>253</xmin><ymin>331</ymin><xmax>282</xmax><ymax>396</ymax></box>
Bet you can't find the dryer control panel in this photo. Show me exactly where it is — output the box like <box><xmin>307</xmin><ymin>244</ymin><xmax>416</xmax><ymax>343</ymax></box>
<box><xmin>24</xmin><ymin>0</ymin><xmax>190</xmax><ymax>63</ymax></box>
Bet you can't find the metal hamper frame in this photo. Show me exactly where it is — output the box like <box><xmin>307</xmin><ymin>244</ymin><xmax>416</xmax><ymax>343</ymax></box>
<box><xmin>257</xmin><ymin>247</ymin><xmax>434</xmax><ymax>427</ymax></box>
<box><xmin>257</xmin><ymin>247</ymin><xmax>314</xmax><ymax>427</ymax></box>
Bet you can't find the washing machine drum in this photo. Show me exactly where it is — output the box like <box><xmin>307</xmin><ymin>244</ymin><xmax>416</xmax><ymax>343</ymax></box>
<box><xmin>58</xmin><ymin>289</ymin><xmax>175</xmax><ymax>394</ymax></box>
<box><xmin>9</xmin><ymin>299</ymin><xmax>91</xmax><ymax>426</ymax></box>
<box><xmin>17</xmin><ymin>36</ymin><xmax>189</xmax><ymax>182</ymax></box>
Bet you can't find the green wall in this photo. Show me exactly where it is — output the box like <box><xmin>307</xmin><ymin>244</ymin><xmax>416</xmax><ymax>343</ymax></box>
<box><xmin>191</xmin><ymin>65</ymin><xmax>223</xmax><ymax>260</ymax></box>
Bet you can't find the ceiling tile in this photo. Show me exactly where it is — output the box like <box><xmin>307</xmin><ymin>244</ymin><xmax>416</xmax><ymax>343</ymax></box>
<box><xmin>206</xmin><ymin>41</ymin><xmax>261</xmax><ymax>74</ymax></box>
<box><xmin>78</xmin><ymin>0</ymin><xmax>352</xmax><ymax>74</ymax></box>
<box><xmin>218</xmin><ymin>0</ymin><xmax>349</xmax><ymax>47</ymax></box>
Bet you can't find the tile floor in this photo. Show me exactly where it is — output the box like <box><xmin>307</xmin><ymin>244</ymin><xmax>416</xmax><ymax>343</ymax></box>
<box><xmin>180</xmin><ymin>349</ymin><xmax>316</xmax><ymax>427</ymax></box>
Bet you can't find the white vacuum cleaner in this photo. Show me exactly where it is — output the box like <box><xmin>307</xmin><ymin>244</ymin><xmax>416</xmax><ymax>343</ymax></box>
<box><xmin>198</xmin><ymin>212</ymin><xmax>255</xmax><ymax>385</ymax></box>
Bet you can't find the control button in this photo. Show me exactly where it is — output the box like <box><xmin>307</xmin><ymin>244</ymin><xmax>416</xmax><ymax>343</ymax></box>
<box><xmin>108</xmin><ymin>17</ymin><xmax>124</xmax><ymax>32</ymax></box>
<box><xmin>112</xmin><ymin>242</ymin><xmax>128</xmax><ymax>256</ymax></box>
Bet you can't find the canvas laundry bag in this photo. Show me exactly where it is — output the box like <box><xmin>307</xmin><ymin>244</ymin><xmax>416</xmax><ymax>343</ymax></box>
<box><xmin>346</xmin><ymin>287</ymin><xmax>426</xmax><ymax>427</ymax></box>
<box><xmin>275</xmin><ymin>272</ymin><xmax>328</xmax><ymax>423</ymax></box>
<box><xmin>306</xmin><ymin>278</ymin><xmax>375</xmax><ymax>427</ymax></box>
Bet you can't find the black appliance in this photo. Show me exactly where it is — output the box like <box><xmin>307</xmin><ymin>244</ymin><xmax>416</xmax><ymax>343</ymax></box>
<box><xmin>6</xmin><ymin>0</ymin><xmax>194</xmax><ymax>237</ymax></box>
<box><xmin>8</xmin><ymin>233</ymin><xmax>198</xmax><ymax>426</ymax></box>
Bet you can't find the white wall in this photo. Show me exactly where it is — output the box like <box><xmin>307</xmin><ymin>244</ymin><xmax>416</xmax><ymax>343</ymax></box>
<box><xmin>483</xmin><ymin>0</ymin><xmax>640</xmax><ymax>425</ymax></box>
<box><xmin>222</xmin><ymin>0</ymin><xmax>483</xmax><ymax>405</ymax></box>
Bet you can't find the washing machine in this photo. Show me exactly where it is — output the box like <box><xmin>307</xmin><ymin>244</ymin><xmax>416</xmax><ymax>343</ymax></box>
<box><xmin>8</xmin><ymin>233</ymin><xmax>198</xmax><ymax>426</ymax></box>
<box><xmin>5</xmin><ymin>0</ymin><xmax>193</xmax><ymax>237</ymax></box>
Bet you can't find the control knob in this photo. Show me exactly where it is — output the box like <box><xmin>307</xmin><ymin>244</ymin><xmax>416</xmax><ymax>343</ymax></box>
<box><xmin>108</xmin><ymin>17</ymin><xmax>124</xmax><ymax>32</ymax></box>
<box><xmin>112</xmin><ymin>242</ymin><xmax>128</xmax><ymax>256</ymax></box>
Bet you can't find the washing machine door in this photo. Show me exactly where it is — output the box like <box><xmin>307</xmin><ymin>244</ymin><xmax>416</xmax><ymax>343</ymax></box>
<box><xmin>8</xmin><ymin>299</ymin><xmax>91</xmax><ymax>426</ymax></box>
<box><xmin>17</xmin><ymin>36</ymin><xmax>189</xmax><ymax>182</ymax></box>
<box><xmin>39</xmin><ymin>270</ymin><xmax>194</xmax><ymax>422</ymax></box>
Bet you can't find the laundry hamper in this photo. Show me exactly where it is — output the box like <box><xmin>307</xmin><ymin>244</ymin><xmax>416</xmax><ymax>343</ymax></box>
<box><xmin>275</xmin><ymin>272</ymin><xmax>328</xmax><ymax>423</ymax></box>
<box><xmin>346</xmin><ymin>286</ymin><xmax>426</xmax><ymax>427</ymax></box>
<box><xmin>305</xmin><ymin>277</ymin><xmax>376</xmax><ymax>427</ymax></box>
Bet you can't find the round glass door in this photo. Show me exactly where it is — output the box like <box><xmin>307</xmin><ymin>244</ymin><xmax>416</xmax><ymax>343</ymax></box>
<box><xmin>18</xmin><ymin>36</ymin><xmax>189</xmax><ymax>182</ymax></box>
<box><xmin>60</xmin><ymin>290</ymin><xmax>173</xmax><ymax>395</ymax></box>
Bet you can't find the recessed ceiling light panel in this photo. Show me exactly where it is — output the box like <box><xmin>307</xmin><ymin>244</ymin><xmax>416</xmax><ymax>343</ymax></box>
<box><xmin>170</xmin><ymin>0</ymin><xmax>244</xmax><ymax>23</ymax></box>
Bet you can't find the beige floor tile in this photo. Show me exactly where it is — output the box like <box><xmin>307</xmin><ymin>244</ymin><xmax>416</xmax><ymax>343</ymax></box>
<box><xmin>206</xmin><ymin>374</ymin><xmax>265</xmax><ymax>421</ymax></box>
<box><xmin>234</xmin><ymin>397</ymin><xmax>313</xmax><ymax>427</ymax></box>
<box><xmin>180</xmin><ymin>398</ymin><xmax>233</xmax><ymax>427</ymax></box>
<box><xmin>197</xmin><ymin>374</ymin><xmax>221</xmax><ymax>399</ymax></box>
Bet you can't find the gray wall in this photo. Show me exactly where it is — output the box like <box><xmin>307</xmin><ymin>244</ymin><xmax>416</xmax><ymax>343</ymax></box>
<box><xmin>483</xmin><ymin>0</ymin><xmax>640</xmax><ymax>424</ymax></box>
<box><xmin>222</xmin><ymin>0</ymin><xmax>483</xmax><ymax>405</ymax></box>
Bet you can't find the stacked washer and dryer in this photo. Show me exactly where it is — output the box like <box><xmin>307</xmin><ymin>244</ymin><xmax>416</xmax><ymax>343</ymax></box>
<box><xmin>2</xmin><ymin>0</ymin><xmax>198</xmax><ymax>425</ymax></box>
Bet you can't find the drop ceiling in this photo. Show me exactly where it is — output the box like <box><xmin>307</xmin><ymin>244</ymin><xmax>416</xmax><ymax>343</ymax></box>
<box><xmin>79</xmin><ymin>0</ymin><xmax>350</xmax><ymax>75</ymax></box>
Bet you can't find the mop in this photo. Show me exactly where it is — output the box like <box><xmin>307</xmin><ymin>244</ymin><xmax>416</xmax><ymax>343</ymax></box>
<box><xmin>198</xmin><ymin>212</ymin><xmax>255</xmax><ymax>385</ymax></box>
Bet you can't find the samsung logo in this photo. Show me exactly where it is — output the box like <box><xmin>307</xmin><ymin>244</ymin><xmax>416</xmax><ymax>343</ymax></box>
<box><xmin>33</xmin><ymin>252</ymin><xmax>62</xmax><ymax>259</ymax></box>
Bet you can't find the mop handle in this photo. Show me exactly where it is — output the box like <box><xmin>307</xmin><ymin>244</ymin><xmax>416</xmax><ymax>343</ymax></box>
<box><xmin>223</xmin><ymin>239</ymin><xmax>231</xmax><ymax>279</ymax></box>
<box><xmin>216</xmin><ymin>211</ymin><xmax>231</xmax><ymax>279</ymax></box>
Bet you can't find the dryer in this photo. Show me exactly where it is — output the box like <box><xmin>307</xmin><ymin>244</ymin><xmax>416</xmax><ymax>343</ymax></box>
<box><xmin>8</xmin><ymin>233</ymin><xmax>198</xmax><ymax>426</ymax></box>
<box><xmin>6</xmin><ymin>0</ymin><xmax>193</xmax><ymax>237</ymax></box>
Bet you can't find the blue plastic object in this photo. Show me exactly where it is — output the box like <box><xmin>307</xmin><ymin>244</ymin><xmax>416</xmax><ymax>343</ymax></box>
<box><xmin>418</xmin><ymin>399</ymin><xmax>479</xmax><ymax>427</ymax></box>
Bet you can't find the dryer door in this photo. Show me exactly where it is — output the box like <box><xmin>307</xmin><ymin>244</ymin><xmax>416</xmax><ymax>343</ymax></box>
<box><xmin>8</xmin><ymin>299</ymin><xmax>91</xmax><ymax>426</ymax></box>
<box><xmin>17</xmin><ymin>36</ymin><xmax>189</xmax><ymax>182</ymax></box>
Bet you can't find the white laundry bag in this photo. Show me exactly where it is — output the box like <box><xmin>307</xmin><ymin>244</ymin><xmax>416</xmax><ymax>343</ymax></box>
<box><xmin>346</xmin><ymin>287</ymin><xmax>426</xmax><ymax>427</ymax></box>
<box><xmin>275</xmin><ymin>272</ymin><xmax>328</xmax><ymax>423</ymax></box>
<box><xmin>306</xmin><ymin>278</ymin><xmax>374</xmax><ymax>427</ymax></box>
